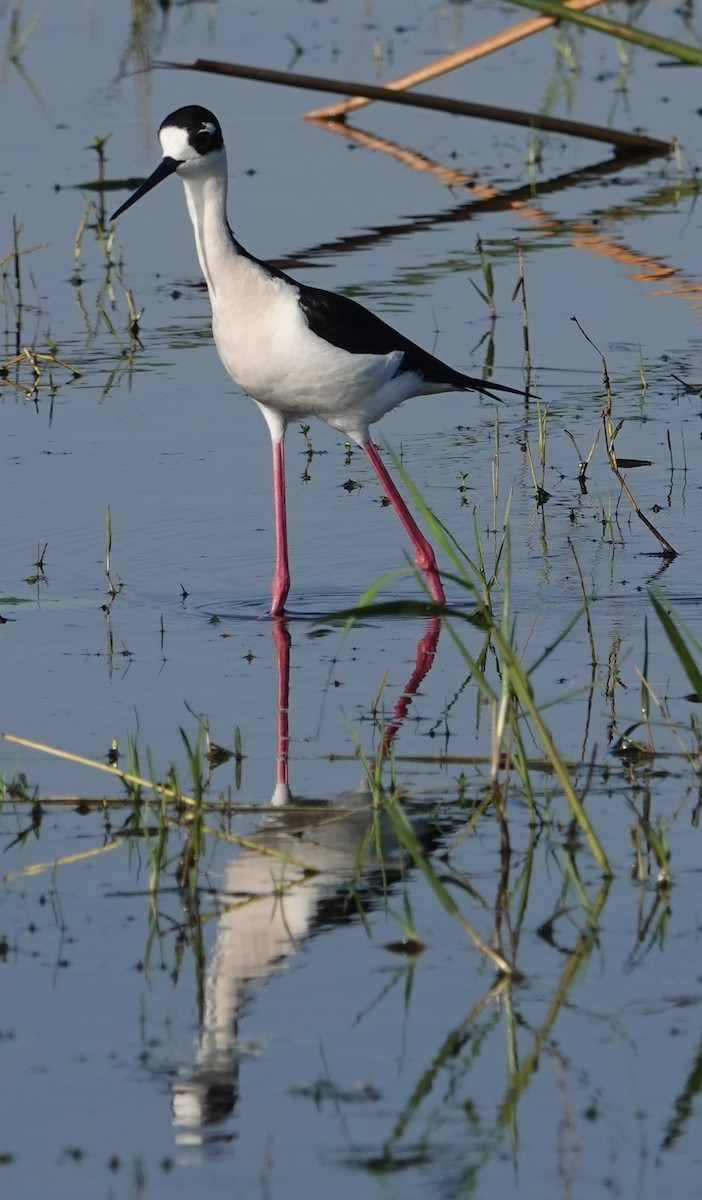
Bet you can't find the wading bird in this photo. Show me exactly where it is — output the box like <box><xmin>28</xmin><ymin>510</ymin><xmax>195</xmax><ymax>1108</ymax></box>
<box><xmin>112</xmin><ymin>105</ymin><xmax>521</xmax><ymax>614</ymax></box>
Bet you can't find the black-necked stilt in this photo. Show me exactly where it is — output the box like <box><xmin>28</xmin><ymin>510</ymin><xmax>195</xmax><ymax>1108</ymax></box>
<box><xmin>112</xmin><ymin>105</ymin><xmax>521</xmax><ymax>615</ymax></box>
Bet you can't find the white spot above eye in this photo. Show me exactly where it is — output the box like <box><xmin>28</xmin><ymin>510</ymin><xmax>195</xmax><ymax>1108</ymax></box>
<box><xmin>160</xmin><ymin>125</ymin><xmax>191</xmax><ymax>160</ymax></box>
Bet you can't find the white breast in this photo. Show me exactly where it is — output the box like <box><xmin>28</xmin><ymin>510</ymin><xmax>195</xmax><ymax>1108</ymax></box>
<box><xmin>180</xmin><ymin>170</ymin><xmax>429</xmax><ymax>444</ymax></box>
<box><xmin>210</xmin><ymin>261</ymin><xmax>420</xmax><ymax>442</ymax></box>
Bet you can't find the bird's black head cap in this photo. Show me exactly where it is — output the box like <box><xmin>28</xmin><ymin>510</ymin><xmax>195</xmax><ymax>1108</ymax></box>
<box><xmin>111</xmin><ymin>105</ymin><xmax>225</xmax><ymax>221</ymax></box>
<box><xmin>160</xmin><ymin>105</ymin><xmax>224</xmax><ymax>157</ymax></box>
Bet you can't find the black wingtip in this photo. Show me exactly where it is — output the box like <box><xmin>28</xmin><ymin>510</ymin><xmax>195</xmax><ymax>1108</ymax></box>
<box><xmin>470</xmin><ymin>378</ymin><xmax>528</xmax><ymax>402</ymax></box>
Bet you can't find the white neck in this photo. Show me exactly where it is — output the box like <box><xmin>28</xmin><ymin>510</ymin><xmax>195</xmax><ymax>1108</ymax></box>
<box><xmin>180</xmin><ymin>154</ymin><xmax>237</xmax><ymax>297</ymax></box>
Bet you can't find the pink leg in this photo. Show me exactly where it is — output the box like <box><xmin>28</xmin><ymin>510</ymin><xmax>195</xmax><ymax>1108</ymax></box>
<box><xmin>270</xmin><ymin>436</ymin><xmax>290</xmax><ymax>616</ymax></box>
<box><xmin>381</xmin><ymin>617</ymin><xmax>441</xmax><ymax>755</ymax></box>
<box><xmin>271</xmin><ymin>618</ymin><xmax>291</xmax><ymax>789</ymax></box>
<box><xmin>362</xmin><ymin>440</ymin><xmax>445</xmax><ymax>605</ymax></box>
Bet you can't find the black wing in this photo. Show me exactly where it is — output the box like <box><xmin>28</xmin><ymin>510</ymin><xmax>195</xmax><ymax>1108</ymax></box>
<box><xmin>234</xmin><ymin>235</ymin><xmax>523</xmax><ymax>399</ymax></box>
<box><xmin>298</xmin><ymin>284</ymin><xmax>523</xmax><ymax>398</ymax></box>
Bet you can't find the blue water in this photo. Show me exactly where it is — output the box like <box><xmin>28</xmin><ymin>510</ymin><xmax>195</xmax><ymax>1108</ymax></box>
<box><xmin>2</xmin><ymin>3</ymin><xmax>702</xmax><ymax>1198</ymax></box>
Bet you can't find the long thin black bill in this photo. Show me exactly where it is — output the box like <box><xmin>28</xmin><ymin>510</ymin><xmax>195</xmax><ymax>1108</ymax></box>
<box><xmin>111</xmin><ymin>156</ymin><xmax>181</xmax><ymax>221</ymax></box>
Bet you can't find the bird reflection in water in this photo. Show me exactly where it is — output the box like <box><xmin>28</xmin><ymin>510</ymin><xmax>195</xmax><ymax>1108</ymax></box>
<box><xmin>171</xmin><ymin>615</ymin><xmax>441</xmax><ymax>1143</ymax></box>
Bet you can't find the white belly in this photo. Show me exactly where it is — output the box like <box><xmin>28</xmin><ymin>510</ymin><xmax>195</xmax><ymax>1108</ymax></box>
<box><xmin>210</xmin><ymin>274</ymin><xmax>419</xmax><ymax>441</ymax></box>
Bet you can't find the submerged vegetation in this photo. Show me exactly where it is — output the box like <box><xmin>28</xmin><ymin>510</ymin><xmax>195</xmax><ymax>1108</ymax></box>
<box><xmin>3</xmin><ymin>474</ymin><xmax>700</xmax><ymax>968</ymax></box>
<box><xmin>0</xmin><ymin>161</ymin><xmax>140</xmax><ymax>405</ymax></box>
<box><xmin>1</xmin><ymin>47</ymin><xmax>699</xmax><ymax>976</ymax></box>
<box><xmin>3</xmin><ymin>2</ymin><xmax>702</xmax><ymax>1196</ymax></box>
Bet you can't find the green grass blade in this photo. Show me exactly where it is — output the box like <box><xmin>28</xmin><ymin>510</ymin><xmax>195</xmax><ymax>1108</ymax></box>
<box><xmin>382</xmin><ymin>791</ymin><xmax>517</xmax><ymax>975</ymax></box>
<box><xmin>649</xmin><ymin>587</ymin><xmax>702</xmax><ymax>700</ymax></box>
<box><xmin>509</xmin><ymin>0</ymin><xmax>702</xmax><ymax>65</ymax></box>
